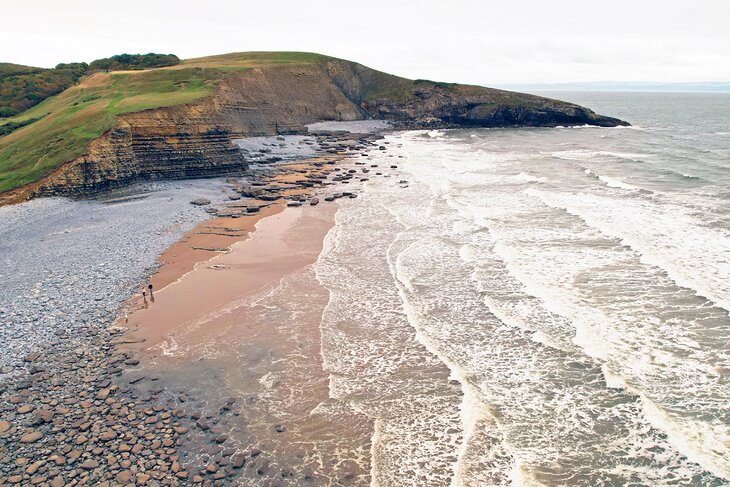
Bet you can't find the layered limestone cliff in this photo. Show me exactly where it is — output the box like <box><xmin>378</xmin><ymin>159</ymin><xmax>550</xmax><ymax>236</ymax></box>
<box><xmin>6</xmin><ymin>56</ymin><xmax>628</xmax><ymax>201</ymax></box>
<box><xmin>35</xmin><ymin>104</ymin><xmax>246</xmax><ymax>197</ymax></box>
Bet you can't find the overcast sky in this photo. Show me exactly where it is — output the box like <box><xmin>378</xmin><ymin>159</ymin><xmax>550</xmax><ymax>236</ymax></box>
<box><xmin>3</xmin><ymin>0</ymin><xmax>728</xmax><ymax>85</ymax></box>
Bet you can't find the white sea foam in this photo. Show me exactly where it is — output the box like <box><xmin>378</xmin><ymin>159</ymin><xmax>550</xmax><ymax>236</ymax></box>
<box><xmin>598</xmin><ymin>174</ymin><xmax>640</xmax><ymax>190</ymax></box>
<box><xmin>314</xmin><ymin>178</ymin><xmax>465</xmax><ymax>486</ymax></box>
<box><xmin>526</xmin><ymin>188</ymin><xmax>730</xmax><ymax>313</ymax></box>
<box><xmin>548</xmin><ymin>149</ymin><xmax>652</xmax><ymax>162</ymax></box>
<box><xmin>311</xmin><ymin>122</ymin><xmax>729</xmax><ymax>485</ymax></box>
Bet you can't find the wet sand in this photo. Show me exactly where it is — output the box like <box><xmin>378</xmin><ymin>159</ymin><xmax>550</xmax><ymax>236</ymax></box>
<box><xmin>149</xmin><ymin>204</ymin><xmax>284</xmax><ymax>292</ymax></box>
<box><xmin>126</xmin><ymin>204</ymin><xmax>334</xmax><ymax>361</ymax></box>
<box><xmin>147</xmin><ymin>158</ymin><xmax>338</xmax><ymax>292</ymax></box>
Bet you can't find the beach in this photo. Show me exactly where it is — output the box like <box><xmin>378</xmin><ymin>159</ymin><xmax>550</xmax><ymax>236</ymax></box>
<box><xmin>0</xmin><ymin>127</ymin><xmax>391</xmax><ymax>485</ymax></box>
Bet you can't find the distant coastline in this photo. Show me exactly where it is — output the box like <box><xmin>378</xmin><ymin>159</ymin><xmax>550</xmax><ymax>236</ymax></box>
<box><xmin>497</xmin><ymin>81</ymin><xmax>730</xmax><ymax>93</ymax></box>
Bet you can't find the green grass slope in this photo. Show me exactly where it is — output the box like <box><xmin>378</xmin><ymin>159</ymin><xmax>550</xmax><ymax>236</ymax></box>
<box><xmin>0</xmin><ymin>52</ymin><xmax>329</xmax><ymax>193</ymax></box>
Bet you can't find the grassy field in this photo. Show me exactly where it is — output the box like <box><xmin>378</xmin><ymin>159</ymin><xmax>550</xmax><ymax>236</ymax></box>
<box><xmin>0</xmin><ymin>52</ymin><xmax>334</xmax><ymax>193</ymax></box>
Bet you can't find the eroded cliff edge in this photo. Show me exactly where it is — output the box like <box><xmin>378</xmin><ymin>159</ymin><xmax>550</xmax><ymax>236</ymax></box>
<box><xmin>1</xmin><ymin>56</ymin><xmax>629</xmax><ymax>203</ymax></box>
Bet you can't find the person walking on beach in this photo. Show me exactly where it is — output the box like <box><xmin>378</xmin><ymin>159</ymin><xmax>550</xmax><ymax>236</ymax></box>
<box><xmin>148</xmin><ymin>283</ymin><xmax>154</xmax><ymax>302</ymax></box>
<box><xmin>142</xmin><ymin>290</ymin><xmax>148</xmax><ymax>309</ymax></box>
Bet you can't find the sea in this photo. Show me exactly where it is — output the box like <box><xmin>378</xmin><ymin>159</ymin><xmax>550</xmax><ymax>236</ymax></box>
<box><xmin>314</xmin><ymin>93</ymin><xmax>730</xmax><ymax>486</ymax></box>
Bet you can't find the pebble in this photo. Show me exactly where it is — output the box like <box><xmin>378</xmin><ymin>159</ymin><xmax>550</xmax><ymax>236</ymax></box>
<box><xmin>17</xmin><ymin>404</ymin><xmax>34</xmax><ymax>414</ymax></box>
<box><xmin>79</xmin><ymin>459</ymin><xmax>98</xmax><ymax>470</ymax></box>
<box><xmin>19</xmin><ymin>430</ymin><xmax>44</xmax><ymax>443</ymax></box>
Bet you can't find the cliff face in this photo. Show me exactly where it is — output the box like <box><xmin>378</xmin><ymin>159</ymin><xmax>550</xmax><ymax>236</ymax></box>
<box><xmin>34</xmin><ymin>103</ymin><xmax>246</xmax><ymax>197</ymax></box>
<box><xmin>4</xmin><ymin>55</ymin><xmax>628</xmax><ymax>201</ymax></box>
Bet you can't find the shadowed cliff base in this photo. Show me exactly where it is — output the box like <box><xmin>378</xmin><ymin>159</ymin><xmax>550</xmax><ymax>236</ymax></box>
<box><xmin>0</xmin><ymin>51</ymin><xmax>629</xmax><ymax>204</ymax></box>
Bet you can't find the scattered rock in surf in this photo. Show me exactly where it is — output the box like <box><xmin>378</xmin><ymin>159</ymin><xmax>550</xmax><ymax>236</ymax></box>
<box><xmin>309</xmin><ymin>197</ymin><xmax>320</xmax><ymax>206</ymax></box>
<box><xmin>190</xmin><ymin>198</ymin><xmax>211</xmax><ymax>206</ymax></box>
<box><xmin>232</xmin><ymin>453</ymin><xmax>246</xmax><ymax>468</ymax></box>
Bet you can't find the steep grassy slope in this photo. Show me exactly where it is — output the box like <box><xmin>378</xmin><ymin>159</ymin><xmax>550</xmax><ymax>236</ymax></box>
<box><xmin>0</xmin><ymin>52</ymin><xmax>627</xmax><ymax>197</ymax></box>
<box><xmin>0</xmin><ymin>53</ymin><xmax>337</xmax><ymax>193</ymax></box>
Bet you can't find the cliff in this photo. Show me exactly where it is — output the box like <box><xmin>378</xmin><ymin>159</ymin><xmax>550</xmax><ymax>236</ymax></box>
<box><xmin>0</xmin><ymin>52</ymin><xmax>628</xmax><ymax>203</ymax></box>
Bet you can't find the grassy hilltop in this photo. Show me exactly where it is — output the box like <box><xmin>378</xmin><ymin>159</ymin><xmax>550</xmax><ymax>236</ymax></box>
<box><xmin>0</xmin><ymin>52</ymin><xmax>330</xmax><ymax>193</ymax></box>
<box><xmin>0</xmin><ymin>52</ymin><xmax>626</xmax><ymax>196</ymax></box>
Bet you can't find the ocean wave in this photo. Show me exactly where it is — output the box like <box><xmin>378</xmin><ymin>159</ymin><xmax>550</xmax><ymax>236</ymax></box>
<box><xmin>526</xmin><ymin>188</ymin><xmax>730</xmax><ymax>313</ymax></box>
<box><xmin>603</xmin><ymin>365</ymin><xmax>730</xmax><ymax>479</ymax></box>
<box><xmin>583</xmin><ymin>167</ymin><xmax>641</xmax><ymax>190</ymax></box>
<box><xmin>548</xmin><ymin>149</ymin><xmax>653</xmax><ymax>162</ymax></box>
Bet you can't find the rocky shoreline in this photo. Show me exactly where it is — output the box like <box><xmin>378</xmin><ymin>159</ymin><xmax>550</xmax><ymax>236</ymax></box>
<box><xmin>0</xmin><ymin>127</ymin><xmax>400</xmax><ymax>486</ymax></box>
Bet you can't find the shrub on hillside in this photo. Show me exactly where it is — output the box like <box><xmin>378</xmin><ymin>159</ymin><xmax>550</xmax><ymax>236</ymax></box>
<box><xmin>89</xmin><ymin>53</ymin><xmax>180</xmax><ymax>72</ymax></box>
<box><xmin>0</xmin><ymin>107</ymin><xmax>19</xmax><ymax>117</ymax></box>
<box><xmin>0</xmin><ymin>68</ymin><xmax>83</xmax><ymax>115</ymax></box>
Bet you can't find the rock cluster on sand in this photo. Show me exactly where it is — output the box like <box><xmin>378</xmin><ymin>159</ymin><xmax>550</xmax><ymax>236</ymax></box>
<box><xmin>0</xmin><ymin>325</ymin><xmax>193</xmax><ymax>485</ymax></box>
<box><xmin>0</xmin><ymin>321</ymin><xmax>279</xmax><ymax>486</ymax></box>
